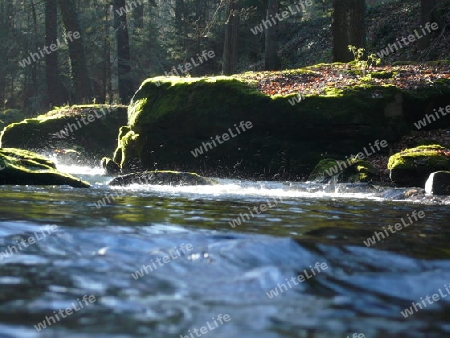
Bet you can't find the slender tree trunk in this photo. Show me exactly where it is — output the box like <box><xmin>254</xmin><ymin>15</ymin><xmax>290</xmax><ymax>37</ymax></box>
<box><xmin>175</xmin><ymin>0</ymin><xmax>186</xmax><ymax>51</ymax></box>
<box><xmin>57</xmin><ymin>0</ymin><xmax>92</xmax><ymax>103</ymax></box>
<box><xmin>114</xmin><ymin>0</ymin><xmax>133</xmax><ymax>104</ymax></box>
<box><xmin>418</xmin><ymin>0</ymin><xmax>439</xmax><ymax>50</ymax></box>
<box><xmin>30</xmin><ymin>0</ymin><xmax>38</xmax><ymax>100</ymax></box>
<box><xmin>132</xmin><ymin>0</ymin><xmax>144</xmax><ymax>29</ymax></box>
<box><xmin>222</xmin><ymin>0</ymin><xmax>239</xmax><ymax>75</ymax></box>
<box><xmin>0</xmin><ymin>1</ymin><xmax>8</xmax><ymax>109</ymax></box>
<box><xmin>264</xmin><ymin>0</ymin><xmax>281</xmax><ymax>71</ymax></box>
<box><xmin>103</xmin><ymin>4</ymin><xmax>111</xmax><ymax>104</ymax></box>
<box><xmin>332</xmin><ymin>0</ymin><xmax>365</xmax><ymax>62</ymax></box>
<box><xmin>195</xmin><ymin>0</ymin><xmax>205</xmax><ymax>52</ymax></box>
<box><xmin>45</xmin><ymin>0</ymin><xmax>64</xmax><ymax>106</ymax></box>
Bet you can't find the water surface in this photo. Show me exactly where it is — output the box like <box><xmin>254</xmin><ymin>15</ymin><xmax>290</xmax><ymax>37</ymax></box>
<box><xmin>0</xmin><ymin>164</ymin><xmax>449</xmax><ymax>338</ymax></box>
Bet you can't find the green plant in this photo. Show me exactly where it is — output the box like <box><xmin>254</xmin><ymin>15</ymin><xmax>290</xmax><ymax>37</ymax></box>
<box><xmin>348</xmin><ymin>45</ymin><xmax>381</xmax><ymax>77</ymax></box>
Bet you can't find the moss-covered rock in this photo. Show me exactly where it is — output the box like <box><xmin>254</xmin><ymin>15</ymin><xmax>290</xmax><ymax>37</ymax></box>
<box><xmin>108</xmin><ymin>170</ymin><xmax>214</xmax><ymax>186</ymax></box>
<box><xmin>0</xmin><ymin>105</ymin><xmax>127</xmax><ymax>165</ymax></box>
<box><xmin>110</xmin><ymin>76</ymin><xmax>413</xmax><ymax>179</ymax></box>
<box><xmin>108</xmin><ymin>64</ymin><xmax>449</xmax><ymax>179</ymax></box>
<box><xmin>308</xmin><ymin>158</ymin><xmax>378</xmax><ymax>183</ymax></box>
<box><xmin>388</xmin><ymin>145</ymin><xmax>450</xmax><ymax>187</ymax></box>
<box><xmin>0</xmin><ymin>148</ymin><xmax>90</xmax><ymax>188</ymax></box>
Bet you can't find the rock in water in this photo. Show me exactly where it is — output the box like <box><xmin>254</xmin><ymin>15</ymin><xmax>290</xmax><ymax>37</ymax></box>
<box><xmin>425</xmin><ymin>171</ymin><xmax>450</xmax><ymax>195</ymax></box>
<box><xmin>101</xmin><ymin>157</ymin><xmax>121</xmax><ymax>175</ymax></box>
<box><xmin>308</xmin><ymin>158</ymin><xmax>378</xmax><ymax>183</ymax></box>
<box><xmin>388</xmin><ymin>145</ymin><xmax>450</xmax><ymax>187</ymax></box>
<box><xmin>0</xmin><ymin>148</ymin><xmax>90</xmax><ymax>188</ymax></box>
<box><xmin>108</xmin><ymin>170</ymin><xmax>214</xmax><ymax>186</ymax></box>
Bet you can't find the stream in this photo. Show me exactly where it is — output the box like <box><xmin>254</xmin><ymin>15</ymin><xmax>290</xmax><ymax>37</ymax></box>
<box><xmin>0</xmin><ymin>163</ymin><xmax>449</xmax><ymax>338</ymax></box>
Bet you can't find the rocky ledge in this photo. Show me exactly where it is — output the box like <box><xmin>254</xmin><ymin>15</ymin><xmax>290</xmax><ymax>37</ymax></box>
<box><xmin>0</xmin><ymin>148</ymin><xmax>90</xmax><ymax>188</ymax></box>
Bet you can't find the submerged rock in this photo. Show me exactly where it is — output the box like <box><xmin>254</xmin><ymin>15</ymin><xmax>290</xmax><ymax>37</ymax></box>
<box><xmin>388</xmin><ymin>145</ymin><xmax>450</xmax><ymax>187</ymax></box>
<box><xmin>425</xmin><ymin>171</ymin><xmax>450</xmax><ymax>195</ymax></box>
<box><xmin>0</xmin><ymin>148</ymin><xmax>90</xmax><ymax>188</ymax></box>
<box><xmin>108</xmin><ymin>170</ymin><xmax>214</xmax><ymax>186</ymax></box>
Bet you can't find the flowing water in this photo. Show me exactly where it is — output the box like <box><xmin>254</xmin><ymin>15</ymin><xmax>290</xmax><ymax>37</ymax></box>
<box><xmin>0</xmin><ymin>163</ymin><xmax>450</xmax><ymax>338</ymax></box>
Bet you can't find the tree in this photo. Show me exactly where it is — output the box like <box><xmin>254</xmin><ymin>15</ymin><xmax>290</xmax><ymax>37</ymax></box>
<box><xmin>264</xmin><ymin>0</ymin><xmax>281</xmax><ymax>71</ymax></box>
<box><xmin>113</xmin><ymin>0</ymin><xmax>133</xmax><ymax>104</ymax></box>
<box><xmin>45</xmin><ymin>0</ymin><xmax>65</xmax><ymax>105</ymax></box>
<box><xmin>332</xmin><ymin>0</ymin><xmax>365</xmax><ymax>62</ymax></box>
<box><xmin>222</xmin><ymin>0</ymin><xmax>239</xmax><ymax>75</ymax></box>
<box><xmin>58</xmin><ymin>0</ymin><xmax>92</xmax><ymax>103</ymax></box>
<box><xmin>418</xmin><ymin>0</ymin><xmax>440</xmax><ymax>51</ymax></box>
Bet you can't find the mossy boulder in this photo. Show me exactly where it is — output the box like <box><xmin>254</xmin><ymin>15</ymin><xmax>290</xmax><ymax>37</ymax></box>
<box><xmin>0</xmin><ymin>105</ymin><xmax>127</xmax><ymax>165</ymax></box>
<box><xmin>388</xmin><ymin>145</ymin><xmax>450</xmax><ymax>187</ymax></box>
<box><xmin>110</xmin><ymin>76</ymin><xmax>413</xmax><ymax>179</ymax></box>
<box><xmin>108</xmin><ymin>170</ymin><xmax>214</xmax><ymax>186</ymax></box>
<box><xmin>0</xmin><ymin>148</ymin><xmax>90</xmax><ymax>188</ymax></box>
<box><xmin>308</xmin><ymin>158</ymin><xmax>378</xmax><ymax>183</ymax></box>
<box><xmin>109</xmin><ymin>65</ymin><xmax>449</xmax><ymax>179</ymax></box>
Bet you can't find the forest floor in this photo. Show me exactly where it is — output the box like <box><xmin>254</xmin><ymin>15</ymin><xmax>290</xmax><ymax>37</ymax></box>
<box><xmin>239</xmin><ymin>62</ymin><xmax>450</xmax><ymax>96</ymax></box>
<box><xmin>276</xmin><ymin>0</ymin><xmax>450</xmax><ymax>70</ymax></box>
<box><xmin>236</xmin><ymin>62</ymin><xmax>450</xmax><ymax>185</ymax></box>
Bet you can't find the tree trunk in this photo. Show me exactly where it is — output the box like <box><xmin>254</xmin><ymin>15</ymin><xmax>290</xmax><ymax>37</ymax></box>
<box><xmin>103</xmin><ymin>4</ymin><xmax>112</xmax><ymax>104</ymax></box>
<box><xmin>222</xmin><ymin>0</ymin><xmax>239</xmax><ymax>75</ymax></box>
<box><xmin>114</xmin><ymin>0</ymin><xmax>133</xmax><ymax>104</ymax></box>
<box><xmin>195</xmin><ymin>0</ymin><xmax>205</xmax><ymax>52</ymax></box>
<box><xmin>175</xmin><ymin>0</ymin><xmax>186</xmax><ymax>51</ymax></box>
<box><xmin>332</xmin><ymin>0</ymin><xmax>365</xmax><ymax>62</ymax></box>
<box><xmin>132</xmin><ymin>0</ymin><xmax>144</xmax><ymax>29</ymax></box>
<box><xmin>0</xmin><ymin>1</ymin><xmax>8</xmax><ymax>109</ymax></box>
<box><xmin>45</xmin><ymin>0</ymin><xmax>65</xmax><ymax>106</ymax></box>
<box><xmin>58</xmin><ymin>0</ymin><xmax>92</xmax><ymax>103</ymax></box>
<box><xmin>30</xmin><ymin>0</ymin><xmax>38</xmax><ymax>101</ymax></box>
<box><xmin>418</xmin><ymin>0</ymin><xmax>438</xmax><ymax>50</ymax></box>
<box><xmin>264</xmin><ymin>0</ymin><xmax>281</xmax><ymax>71</ymax></box>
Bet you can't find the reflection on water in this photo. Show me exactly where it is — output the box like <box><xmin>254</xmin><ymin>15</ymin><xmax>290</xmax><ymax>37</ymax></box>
<box><xmin>0</xmin><ymin>165</ymin><xmax>449</xmax><ymax>337</ymax></box>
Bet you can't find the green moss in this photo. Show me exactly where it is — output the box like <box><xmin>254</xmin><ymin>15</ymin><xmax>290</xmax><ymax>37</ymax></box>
<box><xmin>0</xmin><ymin>148</ymin><xmax>56</xmax><ymax>169</ymax></box>
<box><xmin>320</xmin><ymin>87</ymin><xmax>345</xmax><ymax>97</ymax></box>
<box><xmin>0</xmin><ymin>105</ymin><xmax>128</xmax><ymax>162</ymax></box>
<box><xmin>388</xmin><ymin>144</ymin><xmax>449</xmax><ymax>170</ymax></box>
<box><xmin>118</xmin><ymin>130</ymin><xmax>141</xmax><ymax>170</ymax></box>
<box><xmin>128</xmin><ymin>77</ymin><xmax>267</xmax><ymax>130</ymax></box>
<box><xmin>371</xmin><ymin>71</ymin><xmax>396</xmax><ymax>79</ymax></box>
<box><xmin>0</xmin><ymin>148</ymin><xmax>90</xmax><ymax>187</ymax></box>
<box><xmin>308</xmin><ymin>159</ymin><xmax>340</xmax><ymax>181</ymax></box>
<box><xmin>308</xmin><ymin>158</ymin><xmax>377</xmax><ymax>182</ymax></box>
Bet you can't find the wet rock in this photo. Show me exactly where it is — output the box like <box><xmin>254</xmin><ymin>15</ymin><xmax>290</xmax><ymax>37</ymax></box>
<box><xmin>101</xmin><ymin>157</ymin><xmax>121</xmax><ymax>175</ymax></box>
<box><xmin>425</xmin><ymin>171</ymin><xmax>450</xmax><ymax>195</ymax></box>
<box><xmin>108</xmin><ymin>170</ymin><xmax>215</xmax><ymax>186</ymax></box>
<box><xmin>308</xmin><ymin>158</ymin><xmax>379</xmax><ymax>183</ymax></box>
<box><xmin>0</xmin><ymin>148</ymin><xmax>90</xmax><ymax>188</ymax></box>
<box><xmin>388</xmin><ymin>145</ymin><xmax>450</xmax><ymax>187</ymax></box>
